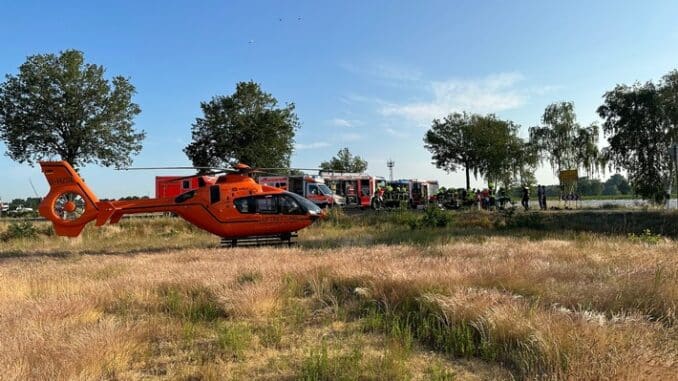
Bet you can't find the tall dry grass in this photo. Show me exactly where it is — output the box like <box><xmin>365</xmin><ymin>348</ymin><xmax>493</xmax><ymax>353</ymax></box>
<box><xmin>1</xmin><ymin>222</ymin><xmax>676</xmax><ymax>380</ymax></box>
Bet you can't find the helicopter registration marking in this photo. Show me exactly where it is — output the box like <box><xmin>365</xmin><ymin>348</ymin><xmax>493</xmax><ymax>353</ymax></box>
<box><xmin>52</xmin><ymin>177</ymin><xmax>74</xmax><ymax>185</ymax></box>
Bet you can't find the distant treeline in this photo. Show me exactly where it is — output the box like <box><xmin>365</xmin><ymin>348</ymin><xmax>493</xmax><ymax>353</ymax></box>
<box><xmin>2</xmin><ymin>195</ymin><xmax>150</xmax><ymax>211</ymax></box>
<box><xmin>2</xmin><ymin>197</ymin><xmax>41</xmax><ymax>210</ymax></box>
<box><xmin>502</xmin><ymin>174</ymin><xmax>632</xmax><ymax>198</ymax></box>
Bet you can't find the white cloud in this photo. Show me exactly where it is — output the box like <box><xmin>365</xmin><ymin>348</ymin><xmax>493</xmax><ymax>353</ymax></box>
<box><xmin>380</xmin><ymin>72</ymin><xmax>527</xmax><ymax>124</ymax></box>
<box><xmin>296</xmin><ymin>142</ymin><xmax>330</xmax><ymax>150</ymax></box>
<box><xmin>330</xmin><ymin>118</ymin><xmax>361</xmax><ymax>128</ymax></box>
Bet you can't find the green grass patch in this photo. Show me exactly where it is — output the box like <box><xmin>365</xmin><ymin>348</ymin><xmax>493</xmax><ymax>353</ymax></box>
<box><xmin>217</xmin><ymin>322</ymin><xmax>252</xmax><ymax>360</ymax></box>
<box><xmin>157</xmin><ymin>283</ymin><xmax>227</xmax><ymax>322</ymax></box>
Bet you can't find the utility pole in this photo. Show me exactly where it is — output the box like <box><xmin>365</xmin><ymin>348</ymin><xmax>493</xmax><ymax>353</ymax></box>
<box><xmin>387</xmin><ymin>159</ymin><xmax>394</xmax><ymax>182</ymax></box>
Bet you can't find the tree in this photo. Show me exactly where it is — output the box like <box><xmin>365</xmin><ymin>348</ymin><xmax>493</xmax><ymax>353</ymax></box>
<box><xmin>424</xmin><ymin>112</ymin><xmax>535</xmax><ymax>189</ymax></box>
<box><xmin>184</xmin><ymin>81</ymin><xmax>299</xmax><ymax>169</ymax></box>
<box><xmin>605</xmin><ymin>174</ymin><xmax>631</xmax><ymax>195</ymax></box>
<box><xmin>475</xmin><ymin>115</ymin><xmax>537</xmax><ymax>189</ymax></box>
<box><xmin>576</xmin><ymin>177</ymin><xmax>603</xmax><ymax>196</ymax></box>
<box><xmin>597</xmin><ymin>73</ymin><xmax>677</xmax><ymax>203</ymax></box>
<box><xmin>529</xmin><ymin>102</ymin><xmax>600</xmax><ymax>176</ymax></box>
<box><xmin>0</xmin><ymin>50</ymin><xmax>144</xmax><ymax>168</ymax></box>
<box><xmin>320</xmin><ymin>148</ymin><xmax>368</xmax><ymax>173</ymax></box>
<box><xmin>424</xmin><ymin>112</ymin><xmax>482</xmax><ymax>189</ymax></box>
<box><xmin>601</xmin><ymin>182</ymin><xmax>620</xmax><ymax>196</ymax></box>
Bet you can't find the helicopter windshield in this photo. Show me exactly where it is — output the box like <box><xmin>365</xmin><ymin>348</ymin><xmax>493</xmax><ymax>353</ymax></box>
<box><xmin>285</xmin><ymin>192</ymin><xmax>322</xmax><ymax>215</ymax></box>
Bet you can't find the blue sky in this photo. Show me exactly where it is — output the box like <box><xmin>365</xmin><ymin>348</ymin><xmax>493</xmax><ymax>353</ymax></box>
<box><xmin>1</xmin><ymin>0</ymin><xmax>678</xmax><ymax>200</ymax></box>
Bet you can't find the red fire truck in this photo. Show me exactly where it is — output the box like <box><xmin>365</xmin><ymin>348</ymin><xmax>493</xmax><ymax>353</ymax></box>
<box><xmin>321</xmin><ymin>172</ymin><xmax>386</xmax><ymax>209</ymax></box>
<box><xmin>155</xmin><ymin>176</ymin><xmax>216</xmax><ymax>198</ymax></box>
<box><xmin>383</xmin><ymin>179</ymin><xmax>439</xmax><ymax>208</ymax></box>
<box><xmin>258</xmin><ymin>175</ymin><xmax>339</xmax><ymax>208</ymax></box>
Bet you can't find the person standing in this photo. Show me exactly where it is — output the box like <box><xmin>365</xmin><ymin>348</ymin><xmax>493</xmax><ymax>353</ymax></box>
<box><xmin>541</xmin><ymin>186</ymin><xmax>548</xmax><ymax>210</ymax></box>
<box><xmin>521</xmin><ymin>186</ymin><xmax>530</xmax><ymax>211</ymax></box>
<box><xmin>537</xmin><ymin>185</ymin><xmax>544</xmax><ymax>210</ymax></box>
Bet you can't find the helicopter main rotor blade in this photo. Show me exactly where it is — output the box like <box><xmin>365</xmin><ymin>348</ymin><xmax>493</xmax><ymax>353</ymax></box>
<box><xmin>257</xmin><ymin>167</ymin><xmax>324</xmax><ymax>171</ymax></box>
<box><xmin>159</xmin><ymin>169</ymin><xmax>234</xmax><ymax>183</ymax></box>
<box><xmin>117</xmin><ymin>166</ymin><xmax>234</xmax><ymax>171</ymax></box>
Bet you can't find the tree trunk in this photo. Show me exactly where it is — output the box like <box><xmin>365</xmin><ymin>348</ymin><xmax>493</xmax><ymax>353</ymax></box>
<box><xmin>465</xmin><ymin>165</ymin><xmax>470</xmax><ymax>190</ymax></box>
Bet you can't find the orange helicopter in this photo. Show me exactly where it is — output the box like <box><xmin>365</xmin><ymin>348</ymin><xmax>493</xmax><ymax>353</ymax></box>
<box><xmin>37</xmin><ymin>161</ymin><xmax>324</xmax><ymax>246</ymax></box>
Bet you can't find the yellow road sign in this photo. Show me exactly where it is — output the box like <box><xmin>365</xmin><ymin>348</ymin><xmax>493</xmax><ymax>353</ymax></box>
<box><xmin>558</xmin><ymin>169</ymin><xmax>578</xmax><ymax>183</ymax></box>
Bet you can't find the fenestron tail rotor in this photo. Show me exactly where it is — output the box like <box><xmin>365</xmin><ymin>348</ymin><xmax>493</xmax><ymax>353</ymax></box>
<box><xmin>54</xmin><ymin>192</ymin><xmax>86</xmax><ymax>221</ymax></box>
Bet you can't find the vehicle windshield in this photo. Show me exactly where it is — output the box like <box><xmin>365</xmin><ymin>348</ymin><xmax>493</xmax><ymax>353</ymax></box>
<box><xmin>318</xmin><ymin>184</ymin><xmax>332</xmax><ymax>195</ymax></box>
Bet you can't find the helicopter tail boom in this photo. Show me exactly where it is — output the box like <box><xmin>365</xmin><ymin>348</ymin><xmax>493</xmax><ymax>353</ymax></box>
<box><xmin>38</xmin><ymin>161</ymin><xmax>100</xmax><ymax>237</ymax></box>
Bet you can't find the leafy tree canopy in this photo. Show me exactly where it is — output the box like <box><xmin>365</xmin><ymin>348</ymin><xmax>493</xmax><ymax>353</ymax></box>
<box><xmin>529</xmin><ymin>102</ymin><xmax>600</xmax><ymax>176</ymax></box>
<box><xmin>475</xmin><ymin>115</ymin><xmax>537</xmax><ymax>189</ymax></box>
<box><xmin>183</xmin><ymin>81</ymin><xmax>299</xmax><ymax>169</ymax></box>
<box><xmin>576</xmin><ymin>177</ymin><xmax>603</xmax><ymax>196</ymax></box>
<box><xmin>597</xmin><ymin>71</ymin><xmax>678</xmax><ymax>203</ymax></box>
<box><xmin>604</xmin><ymin>173</ymin><xmax>631</xmax><ymax>195</ymax></box>
<box><xmin>424</xmin><ymin>112</ymin><xmax>482</xmax><ymax>189</ymax></box>
<box><xmin>320</xmin><ymin>147</ymin><xmax>368</xmax><ymax>173</ymax></box>
<box><xmin>0</xmin><ymin>49</ymin><xmax>144</xmax><ymax>168</ymax></box>
<box><xmin>424</xmin><ymin>112</ymin><xmax>535</xmax><ymax>189</ymax></box>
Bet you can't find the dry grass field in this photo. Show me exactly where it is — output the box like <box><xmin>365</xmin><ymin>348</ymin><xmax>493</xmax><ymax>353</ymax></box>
<box><xmin>0</xmin><ymin>211</ymin><xmax>677</xmax><ymax>380</ymax></box>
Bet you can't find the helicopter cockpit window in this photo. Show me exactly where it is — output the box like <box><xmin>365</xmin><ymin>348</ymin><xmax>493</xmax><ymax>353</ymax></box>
<box><xmin>234</xmin><ymin>197</ymin><xmax>256</xmax><ymax>213</ymax></box>
<box><xmin>279</xmin><ymin>194</ymin><xmax>304</xmax><ymax>215</ymax></box>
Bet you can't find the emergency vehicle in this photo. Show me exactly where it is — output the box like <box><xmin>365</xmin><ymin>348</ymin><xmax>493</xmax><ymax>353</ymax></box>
<box><xmin>258</xmin><ymin>175</ymin><xmax>339</xmax><ymax>208</ymax></box>
<box><xmin>320</xmin><ymin>172</ymin><xmax>386</xmax><ymax>209</ymax></box>
<box><xmin>383</xmin><ymin>179</ymin><xmax>439</xmax><ymax>208</ymax></box>
<box><xmin>155</xmin><ymin>176</ymin><xmax>215</xmax><ymax>198</ymax></box>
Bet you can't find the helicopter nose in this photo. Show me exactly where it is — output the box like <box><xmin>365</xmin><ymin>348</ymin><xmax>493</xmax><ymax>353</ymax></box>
<box><xmin>308</xmin><ymin>209</ymin><xmax>325</xmax><ymax>221</ymax></box>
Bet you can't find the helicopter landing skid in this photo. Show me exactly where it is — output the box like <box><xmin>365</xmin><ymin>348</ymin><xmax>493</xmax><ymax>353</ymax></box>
<box><xmin>220</xmin><ymin>232</ymin><xmax>298</xmax><ymax>248</ymax></box>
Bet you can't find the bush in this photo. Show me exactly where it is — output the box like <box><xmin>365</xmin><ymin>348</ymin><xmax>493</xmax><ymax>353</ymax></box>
<box><xmin>628</xmin><ymin>229</ymin><xmax>663</xmax><ymax>245</ymax></box>
<box><xmin>1</xmin><ymin>221</ymin><xmax>39</xmax><ymax>241</ymax></box>
<box><xmin>321</xmin><ymin>207</ymin><xmax>353</xmax><ymax>229</ymax></box>
<box><xmin>420</xmin><ymin>206</ymin><xmax>452</xmax><ymax>228</ymax></box>
<box><xmin>399</xmin><ymin>207</ymin><xmax>452</xmax><ymax>230</ymax></box>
